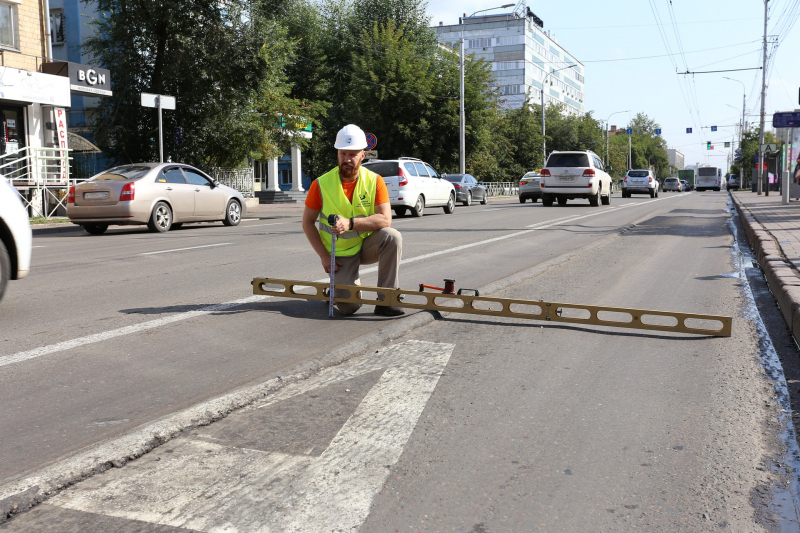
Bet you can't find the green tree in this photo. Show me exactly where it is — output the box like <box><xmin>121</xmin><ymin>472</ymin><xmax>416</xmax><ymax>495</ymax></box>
<box><xmin>83</xmin><ymin>0</ymin><xmax>313</xmax><ymax>168</ymax></box>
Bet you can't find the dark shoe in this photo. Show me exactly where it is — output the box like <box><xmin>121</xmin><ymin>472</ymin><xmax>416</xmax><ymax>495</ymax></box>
<box><xmin>374</xmin><ymin>305</ymin><xmax>405</xmax><ymax>317</ymax></box>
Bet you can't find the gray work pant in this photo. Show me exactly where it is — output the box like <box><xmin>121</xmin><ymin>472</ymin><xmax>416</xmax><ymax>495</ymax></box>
<box><xmin>333</xmin><ymin>227</ymin><xmax>402</xmax><ymax>315</ymax></box>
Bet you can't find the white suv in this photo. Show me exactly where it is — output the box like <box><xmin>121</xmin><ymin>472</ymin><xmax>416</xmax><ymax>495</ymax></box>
<box><xmin>623</xmin><ymin>169</ymin><xmax>659</xmax><ymax>198</ymax></box>
<box><xmin>540</xmin><ymin>150</ymin><xmax>612</xmax><ymax>207</ymax></box>
<box><xmin>0</xmin><ymin>176</ymin><xmax>32</xmax><ymax>301</ymax></box>
<box><xmin>362</xmin><ymin>157</ymin><xmax>456</xmax><ymax>217</ymax></box>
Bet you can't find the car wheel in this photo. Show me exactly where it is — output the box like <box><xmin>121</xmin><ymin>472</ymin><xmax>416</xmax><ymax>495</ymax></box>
<box><xmin>463</xmin><ymin>191</ymin><xmax>472</xmax><ymax>207</ymax></box>
<box><xmin>649</xmin><ymin>189</ymin><xmax>655</xmax><ymax>198</ymax></box>
<box><xmin>394</xmin><ymin>207</ymin><xmax>407</xmax><ymax>217</ymax></box>
<box><xmin>655</xmin><ymin>190</ymin><xmax>659</xmax><ymax>197</ymax></box>
<box><xmin>444</xmin><ymin>193</ymin><xmax>455</xmax><ymax>214</ymax></box>
<box><xmin>0</xmin><ymin>238</ymin><xmax>9</xmax><ymax>302</ymax></box>
<box><xmin>519</xmin><ymin>197</ymin><xmax>526</xmax><ymax>204</ymax></box>
<box><xmin>148</xmin><ymin>201</ymin><xmax>173</xmax><ymax>233</ymax></box>
<box><xmin>557</xmin><ymin>197</ymin><xmax>568</xmax><ymax>206</ymax></box>
<box><xmin>83</xmin><ymin>223</ymin><xmax>108</xmax><ymax>235</ymax></box>
<box><xmin>480</xmin><ymin>192</ymin><xmax>488</xmax><ymax>205</ymax></box>
<box><xmin>601</xmin><ymin>191</ymin><xmax>611</xmax><ymax>205</ymax></box>
<box><xmin>411</xmin><ymin>195</ymin><xmax>425</xmax><ymax>217</ymax></box>
<box><xmin>589</xmin><ymin>190</ymin><xmax>599</xmax><ymax>207</ymax></box>
<box><xmin>223</xmin><ymin>199</ymin><xmax>241</xmax><ymax>226</ymax></box>
<box><xmin>542</xmin><ymin>195</ymin><xmax>554</xmax><ymax>207</ymax></box>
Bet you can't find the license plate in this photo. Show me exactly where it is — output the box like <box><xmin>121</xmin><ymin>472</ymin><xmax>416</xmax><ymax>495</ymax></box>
<box><xmin>84</xmin><ymin>192</ymin><xmax>108</xmax><ymax>199</ymax></box>
<box><xmin>557</xmin><ymin>176</ymin><xmax>575</xmax><ymax>181</ymax></box>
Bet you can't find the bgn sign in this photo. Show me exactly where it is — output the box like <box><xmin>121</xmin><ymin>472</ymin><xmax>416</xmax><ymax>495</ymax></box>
<box><xmin>42</xmin><ymin>61</ymin><xmax>113</xmax><ymax>97</ymax></box>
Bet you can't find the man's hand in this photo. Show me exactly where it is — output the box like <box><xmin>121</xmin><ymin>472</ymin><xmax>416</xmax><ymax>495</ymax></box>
<box><xmin>321</xmin><ymin>253</ymin><xmax>343</xmax><ymax>273</ymax></box>
<box><xmin>330</xmin><ymin>216</ymin><xmax>350</xmax><ymax>236</ymax></box>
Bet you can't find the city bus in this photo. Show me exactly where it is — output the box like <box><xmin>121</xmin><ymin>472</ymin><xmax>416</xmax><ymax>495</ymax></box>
<box><xmin>696</xmin><ymin>166</ymin><xmax>723</xmax><ymax>191</ymax></box>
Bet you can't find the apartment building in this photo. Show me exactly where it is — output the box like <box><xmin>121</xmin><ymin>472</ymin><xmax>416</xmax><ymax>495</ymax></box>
<box><xmin>668</xmin><ymin>148</ymin><xmax>685</xmax><ymax>170</ymax></box>
<box><xmin>434</xmin><ymin>7</ymin><xmax>585</xmax><ymax>113</ymax></box>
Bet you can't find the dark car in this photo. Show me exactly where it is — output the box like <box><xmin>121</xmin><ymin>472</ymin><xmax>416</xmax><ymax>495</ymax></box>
<box><xmin>444</xmin><ymin>174</ymin><xmax>488</xmax><ymax>206</ymax></box>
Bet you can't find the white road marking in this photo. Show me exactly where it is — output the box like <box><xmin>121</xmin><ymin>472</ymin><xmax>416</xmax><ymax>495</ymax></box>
<box><xmin>49</xmin><ymin>340</ymin><xmax>455</xmax><ymax>532</ymax></box>
<box><xmin>141</xmin><ymin>243</ymin><xmax>232</xmax><ymax>255</ymax></box>
<box><xmin>1</xmin><ymin>194</ymin><xmax>688</xmax><ymax>369</ymax></box>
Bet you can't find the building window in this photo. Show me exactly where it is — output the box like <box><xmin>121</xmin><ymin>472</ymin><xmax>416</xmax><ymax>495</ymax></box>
<box><xmin>50</xmin><ymin>10</ymin><xmax>65</xmax><ymax>45</ymax></box>
<box><xmin>0</xmin><ymin>2</ymin><xmax>18</xmax><ymax>50</ymax></box>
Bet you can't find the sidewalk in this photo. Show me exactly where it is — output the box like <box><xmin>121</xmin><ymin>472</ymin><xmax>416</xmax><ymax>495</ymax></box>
<box><xmin>731</xmin><ymin>191</ymin><xmax>800</xmax><ymax>340</ymax></box>
<box><xmin>30</xmin><ymin>201</ymin><xmax>305</xmax><ymax>235</ymax></box>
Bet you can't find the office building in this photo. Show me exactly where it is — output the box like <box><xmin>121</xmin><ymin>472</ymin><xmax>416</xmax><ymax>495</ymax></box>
<box><xmin>668</xmin><ymin>149</ymin><xmax>685</xmax><ymax>170</ymax></box>
<box><xmin>434</xmin><ymin>6</ymin><xmax>585</xmax><ymax>112</ymax></box>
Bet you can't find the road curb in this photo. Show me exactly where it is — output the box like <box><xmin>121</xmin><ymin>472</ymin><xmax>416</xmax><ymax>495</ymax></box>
<box><xmin>730</xmin><ymin>192</ymin><xmax>800</xmax><ymax>343</ymax></box>
<box><xmin>31</xmin><ymin>224</ymin><xmax>82</xmax><ymax>235</ymax></box>
<box><xmin>0</xmin><ymin>210</ymin><xmax>634</xmax><ymax>524</ymax></box>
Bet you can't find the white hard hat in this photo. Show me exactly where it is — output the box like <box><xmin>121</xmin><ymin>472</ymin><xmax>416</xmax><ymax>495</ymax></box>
<box><xmin>334</xmin><ymin>124</ymin><xmax>368</xmax><ymax>150</ymax></box>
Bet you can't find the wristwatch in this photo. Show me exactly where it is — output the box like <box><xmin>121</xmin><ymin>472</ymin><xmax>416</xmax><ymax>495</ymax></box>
<box><xmin>349</xmin><ymin>217</ymin><xmax>354</xmax><ymax>230</ymax></box>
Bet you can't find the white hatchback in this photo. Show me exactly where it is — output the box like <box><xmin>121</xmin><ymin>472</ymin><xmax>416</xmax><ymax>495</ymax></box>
<box><xmin>540</xmin><ymin>150</ymin><xmax>612</xmax><ymax>207</ymax></box>
<box><xmin>0</xmin><ymin>176</ymin><xmax>32</xmax><ymax>301</ymax></box>
<box><xmin>623</xmin><ymin>169</ymin><xmax>659</xmax><ymax>198</ymax></box>
<box><xmin>362</xmin><ymin>158</ymin><xmax>456</xmax><ymax>217</ymax></box>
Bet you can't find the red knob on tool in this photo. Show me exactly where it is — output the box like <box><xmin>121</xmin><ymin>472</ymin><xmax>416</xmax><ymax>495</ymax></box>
<box><xmin>443</xmin><ymin>279</ymin><xmax>455</xmax><ymax>294</ymax></box>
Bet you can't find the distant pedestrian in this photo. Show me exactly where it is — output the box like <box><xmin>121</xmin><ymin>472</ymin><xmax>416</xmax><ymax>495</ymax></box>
<box><xmin>794</xmin><ymin>154</ymin><xmax>800</xmax><ymax>185</ymax></box>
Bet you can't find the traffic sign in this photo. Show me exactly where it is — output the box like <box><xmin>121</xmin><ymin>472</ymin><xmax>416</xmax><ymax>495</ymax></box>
<box><xmin>365</xmin><ymin>150</ymin><xmax>378</xmax><ymax>159</ymax></box>
<box><xmin>365</xmin><ymin>133</ymin><xmax>377</xmax><ymax>150</ymax></box>
<box><xmin>626</xmin><ymin>128</ymin><xmax>632</xmax><ymax>135</ymax></box>
<box><xmin>655</xmin><ymin>128</ymin><xmax>662</xmax><ymax>135</ymax></box>
<box><xmin>141</xmin><ymin>93</ymin><xmax>176</xmax><ymax>110</ymax></box>
<box><xmin>686</xmin><ymin>128</ymin><xmax>692</xmax><ymax>134</ymax></box>
<box><xmin>724</xmin><ymin>142</ymin><xmax>730</xmax><ymax>148</ymax></box>
<box><xmin>761</xmin><ymin>143</ymin><xmax>778</xmax><ymax>153</ymax></box>
<box><xmin>735</xmin><ymin>149</ymin><xmax>741</xmax><ymax>156</ymax></box>
<box><xmin>711</xmin><ymin>126</ymin><xmax>717</xmax><ymax>132</ymax></box>
<box><xmin>773</xmin><ymin>111</ymin><xmax>800</xmax><ymax>128</ymax></box>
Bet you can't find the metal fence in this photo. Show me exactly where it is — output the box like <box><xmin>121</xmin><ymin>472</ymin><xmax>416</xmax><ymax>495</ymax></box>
<box><xmin>480</xmin><ymin>181</ymin><xmax>519</xmax><ymax>197</ymax></box>
<box><xmin>209</xmin><ymin>167</ymin><xmax>254</xmax><ymax>198</ymax></box>
<box><xmin>6</xmin><ymin>147</ymin><xmax>76</xmax><ymax>219</ymax></box>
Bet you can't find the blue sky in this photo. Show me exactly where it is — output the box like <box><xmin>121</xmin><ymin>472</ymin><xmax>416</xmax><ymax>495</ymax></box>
<box><xmin>426</xmin><ymin>0</ymin><xmax>800</xmax><ymax>170</ymax></box>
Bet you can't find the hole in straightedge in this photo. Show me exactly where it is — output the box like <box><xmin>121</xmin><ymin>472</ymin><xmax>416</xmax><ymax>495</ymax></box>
<box><xmin>433</xmin><ymin>297</ymin><xmax>465</xmax><ymax>309</ymax></box>
<box><xmin>400</xmin><ymin>293</ymin><xmax>431</xmax><ymax>306</ymax></box>
<box><xmin>508</xmin><ymin>303</ymin><xmax>543</xmax><ymax>315</ymax></box>
<box><xmin>291</xmin><ymin>284</ymin><xmax>322</xmax><ymax>296</ymax></box>
<box><xmin>358</xmin><ymin>290</ymin><xmax>382</xmax><ymax>303</ymax></box>
<box><xmin>471</xmin><ymin>300</ymin><xmax>504</xmax><ymax>312</ymax></box>
<box><xmin>684</xmin><ymin>317</ymin><xmax>723</xmax><ymax>331</ymax></box>
<box><xmin>641</xmin><ymin>314</ymin><xmax>678</xmax><ymax>327</ymax></box>
<box><xmin>597</xmin><ymin>310</ymin><xmax>633</xmax><ymax>323</ymax></box>
<box><xmin>259</xmin><ymin>282</ymin><xmax>287</xmax><ymax>293</ymax></box>
<box><xmin>557</xmin><ymin>307</ymin><xmax>591</xmax><ymax>320</ymax></box>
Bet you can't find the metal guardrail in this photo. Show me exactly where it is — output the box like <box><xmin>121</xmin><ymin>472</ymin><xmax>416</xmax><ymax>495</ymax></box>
<box><xmin>5</xmin><ymin>147</ymin><xmax>76</xmax><ymax>219</ymax></box>
<box><xmin>480</xmin><ymin>181</ymin><xmax>519</xmax><ymax>197</ymax></box>
<box><xmin>210</xmin><ymin>168</ymin><xmax>254</xmax><ymax>198</ymax></box>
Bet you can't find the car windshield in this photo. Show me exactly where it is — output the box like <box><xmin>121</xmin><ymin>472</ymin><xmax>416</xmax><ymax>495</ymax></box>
<box><xmin>628</xmin><ymin>170</ymin><xmax>649</xmax><ymax>177</ymax></box>
<box><xmin>89</xmin><ymin>165</ymin><xmax>153</xmax><ymax>181</ymax></box>
<box><xmin>546</xmin><ymin>154</ymin><xmax>590</xmax><ymax>167</ymax></box>
<box><xmin>362</xmin><ymin>162</ymin><xmax>399</xmax><ymax>176</ymax></box>
<box><xmin>665</xmin><ymin>178</ymin><xmax>679</xmax><ymax>182</ymax></box>
<box><xmin>445</xmin><ymin>175</ymin><xmax>465</xmax><ymax>183</ymax></box>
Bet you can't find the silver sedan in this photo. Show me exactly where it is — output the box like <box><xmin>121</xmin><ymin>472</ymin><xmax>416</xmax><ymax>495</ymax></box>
<box><xmin>67</xmin><ymin>163</ymin><xmax>246</xmax><ymax>234</ymax></box>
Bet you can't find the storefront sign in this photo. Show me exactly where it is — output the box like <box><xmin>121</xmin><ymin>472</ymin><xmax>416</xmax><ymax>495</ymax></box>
<box><xmin>0</xmin><ymin>67</ymin><xmax>70</xmax><ymax>106</ymax></box>
<box><xmin>42</xmin><ymin>62</ymin><xmax>112</xmax><ymax>97</ymax></box>
<box><xmin>55</xmin><ymin>107</ymin><xmax>69</xmax><ymax>182</ymax></box>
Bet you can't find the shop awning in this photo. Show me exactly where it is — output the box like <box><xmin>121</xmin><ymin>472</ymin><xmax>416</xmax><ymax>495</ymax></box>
<box><xmin>67</xmin><ymin>132</ymin><xmax>102</xmax><ymax>153</ymax></box>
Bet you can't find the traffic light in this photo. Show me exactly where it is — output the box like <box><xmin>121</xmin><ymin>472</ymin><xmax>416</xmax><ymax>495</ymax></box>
<box><xmin>707</xmin><ymin>142</ymin><xmax>712</xmax><ymax>150</ymax></box>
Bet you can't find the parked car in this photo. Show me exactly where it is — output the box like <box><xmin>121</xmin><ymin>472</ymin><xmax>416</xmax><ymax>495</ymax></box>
<box><xmin>540</xmin><ymin>150</ymin><xmax>612</xmax><ymax>207</ymax></box>
<box><xmin>519</xmin><ymin>171</ymin><xmax>543</xmax><ymax>203</ymax></box>
<box><xmin>361</xmin><ymin>157</ymin><xmax>456</xmax><ymax>217</ymax></box>
<box><xmin>0</xmin><ymin>175</ymin><xmax>32</xmax><ymax>301</ymax></box>
<box><xmin>727</xmin><ymin>175</ymin><xmax>740</xmax><ymax>190</ymax></box>
<box><xmin>622</xmin><ymin>169</ymin><xmax>659</xmax><ymax>198</ymax></box>
<box><xmin>444</xmin><ymin>174</ymin><xmax>488</xmax><ymax>206</ymax></box>
<box><xmin>67</xmin><ymin>163</ymin><xmax>246</xmax><ymax>234</ymax></box>
<box><xmin>662</xmin><ymin>177</ymin><xmax>683</xmax><ymax>192</ymax></box>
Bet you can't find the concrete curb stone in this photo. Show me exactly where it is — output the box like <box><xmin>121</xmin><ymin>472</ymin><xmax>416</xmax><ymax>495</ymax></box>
<box><xmin>731</xmin><ymin>192</ymin><xmax>800</xmax><ymax>343</ymax></box>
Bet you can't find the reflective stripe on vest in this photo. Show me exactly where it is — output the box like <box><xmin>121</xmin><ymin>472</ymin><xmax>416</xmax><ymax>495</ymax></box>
<box><xmin>316</xmin><ymin>166</ymin><xmax>378</xmax><ymax>257</ymax></box>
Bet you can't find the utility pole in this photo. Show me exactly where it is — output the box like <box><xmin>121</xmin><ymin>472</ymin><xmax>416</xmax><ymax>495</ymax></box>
<box><xmin>459</xmin><ymin>32</ymin><xmax>465</xmax><ymax>175</ymax></box>
<box><xmin>628</xmin><ymin>132</ymin><xmax>632</xmax><ymax>170</ymax></box>
<box><xmin>757</xmin><ymin>0</ymin><xmax>769</xmax><ymax>195</ymax></box>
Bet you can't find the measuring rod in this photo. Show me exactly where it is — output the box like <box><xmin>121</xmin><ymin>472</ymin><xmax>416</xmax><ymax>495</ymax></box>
<box><xmin>253</xmin><ymin>278</ymin><xmax>732</xmax><ymax>337</ymax></box>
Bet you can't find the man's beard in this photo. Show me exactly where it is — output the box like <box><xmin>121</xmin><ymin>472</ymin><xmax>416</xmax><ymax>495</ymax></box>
<box><xmin>340</xmin><ymin>163</ymin><xmax>359</xmax><ymax>179</ymax></box>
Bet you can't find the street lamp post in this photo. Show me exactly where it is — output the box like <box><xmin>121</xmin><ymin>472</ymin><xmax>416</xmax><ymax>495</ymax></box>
<box><xmin>604</xmin><ymin>110</ymin><xmax>630</xmax><ymax>168</ymax></box>
<box><xmin>723</xmin><ymin>77</ymin><xmax>746</xmax><ymax>184</ymax></box>
<box><xmin>460</xmin><ymin>4</ymin><xmax>514</xmax><ymax>174</ymax></box>
<box><xmin>541</xmin><ymin>63</ymin><xmax>576</xmax><ymax>163</ymax></box>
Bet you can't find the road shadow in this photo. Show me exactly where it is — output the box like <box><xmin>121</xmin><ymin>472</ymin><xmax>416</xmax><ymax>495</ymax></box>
<box><xmin>622</xmin><ymin>215</ymin><xmax>731</xmax><ymax>238</ymax></box>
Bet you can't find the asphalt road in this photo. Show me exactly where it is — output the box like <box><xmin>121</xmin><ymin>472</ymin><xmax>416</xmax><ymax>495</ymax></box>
<box><xmin>0</xmin><ymin>191</ymin><xmax>794</xmax><ymax>531</ymax></box>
